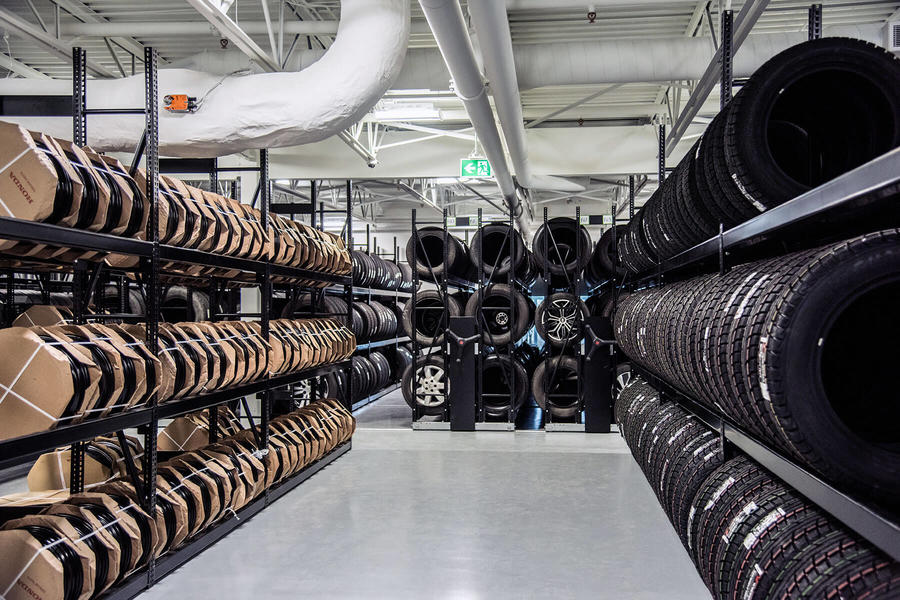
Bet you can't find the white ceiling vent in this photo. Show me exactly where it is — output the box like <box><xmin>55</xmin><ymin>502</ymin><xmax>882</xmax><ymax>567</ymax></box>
<box><xmin>887</xmin><ymin>21</ymin><xmax>900</xmax><ymax>52</ymax></box>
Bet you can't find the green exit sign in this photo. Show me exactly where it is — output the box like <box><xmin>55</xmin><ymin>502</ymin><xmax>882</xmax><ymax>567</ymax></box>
<box><xmin>460</xmin><ymin>158</ymin><xmax>492</xmax><ymax>177</ymax></box>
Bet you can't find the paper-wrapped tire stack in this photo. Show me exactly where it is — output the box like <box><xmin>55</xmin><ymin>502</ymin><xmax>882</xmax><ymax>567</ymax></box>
<box><xmin>0</xmin><ymin>318</ymin><xmax>355</xmax><ymax>442</ymax></box>
<box><xmin>0</xmin><ymin>399</ymin><xmax>354</xmax><ymax>600</ymax></box>
<box><xmin>0</xmin><ymin>121</ymin><xmax>351</xmax><ymax>284</ymax></box>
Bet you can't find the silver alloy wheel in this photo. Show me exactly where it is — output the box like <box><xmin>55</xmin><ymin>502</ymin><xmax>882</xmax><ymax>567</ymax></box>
<box><xmin>545</xmin><ymin>297</ymin><xmax>581</xmax><ymax>344</ymax></box>
<box><xmin>415</xmin><ymin>364</ymin><xmax>448</xmax><ymax>407</ymax></box>
<box><xmin>615</xmin><ymin>369</ymin><xmax>631</xmax><ymax>400</ymax></box>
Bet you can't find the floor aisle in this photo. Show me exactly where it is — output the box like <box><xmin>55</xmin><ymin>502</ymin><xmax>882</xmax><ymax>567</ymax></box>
<box><xmin>138</xmin><ymin>390</ymin><xmax>709</xmax><ymax>599</ymax></box>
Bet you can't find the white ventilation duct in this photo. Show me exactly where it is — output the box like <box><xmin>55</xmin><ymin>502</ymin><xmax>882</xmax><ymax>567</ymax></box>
<box><xmin>469</xmin><ymin>0</ymin><xmax>583</xmax><ymax>194</ymax></box>
<box><xmin>418</xmin><ymin>0</ymin><xmax>532</xmax><ymax>237</ymax></box>
<box><xmin>390</xmin><ymin>24</ymin><xmax>883</xmax><ymax>91</ymax></box>
<box><xmin>0</xmin><ymin>0</ymin><xmax>409</xmax><ymax>157</ymax></box>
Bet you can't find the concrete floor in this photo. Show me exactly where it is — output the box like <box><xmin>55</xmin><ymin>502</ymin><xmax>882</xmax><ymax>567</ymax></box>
<box><xmin>136</xmin><ymin>390</ymin><xmax>710</xmax><ymax>600</ymax></box>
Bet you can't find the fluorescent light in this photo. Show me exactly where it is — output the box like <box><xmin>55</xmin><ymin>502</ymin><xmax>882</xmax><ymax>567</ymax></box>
<box><xmin>372</xmin><ymin>101</ymin><xmax>441</xmax><ymax>122</ymax></box>
<box><xmin>433</xmin><ymin>178</ymin><xmax>458</xmax><ymax>185</ymax></box>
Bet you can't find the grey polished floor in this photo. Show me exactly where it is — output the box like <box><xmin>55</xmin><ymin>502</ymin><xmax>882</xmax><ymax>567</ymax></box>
<box><xmin>138</xmin><ymin>391</ymin><xmax>709</xmax><ymax>599</ymax></box>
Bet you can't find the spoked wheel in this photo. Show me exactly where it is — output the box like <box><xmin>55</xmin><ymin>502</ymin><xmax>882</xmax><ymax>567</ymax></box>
<box><xmin>402</xmin><ymin>355</ymin><xmax>449</xmax><ymax>416</ymax></box>
<box><xmin>614</xmin><ymin>362</ymin><xmax>632</xmax><ymax>401</ymax></box>
<box><xmin>536</xmin><ymin>293</ymin><xmax>588</xmax><ymax>347</ymax></box>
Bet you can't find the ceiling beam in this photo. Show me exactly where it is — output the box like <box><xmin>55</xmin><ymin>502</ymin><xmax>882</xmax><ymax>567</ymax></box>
<box><xmin>665</xmin><ymin>0</ymin><xmax>770</xmax><ymax>155</ymax></box>
<box><xmin>50</xmin><ymin>0</ymin><xmax>157</xmax><ymax>65</ymax></box>
<box><xmin>183</xmin><ymin>0</ymin><xmax>281</xmax><ymax>72</ymax></box>
<box><xmin>0</xmin><ymin>51</ymin><xmax>51</xmax><ymax>78</ymax></box>
<box><xmin>0</xmin><ymin>6</ymin><xmax>114</xmax><ymax>77</ymax></box>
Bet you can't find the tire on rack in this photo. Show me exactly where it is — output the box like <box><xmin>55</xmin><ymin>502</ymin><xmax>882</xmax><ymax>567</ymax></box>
<box><xmin>161</xmin><ymin>286</ymin><xmax>210</xmax><ymax>322</ymax></box>
<box><xmin>724</xmin><ymin>38</ymin><xmax>900</xmax><ymax>213</ymax></box>
<box><xmin>531</xmin><ymin>217</ymin><xmax>592</xmax><ymax>278</ymax></box>
<box><xmin>401</xmin><ymin>354</ymin><xmax>448</xmax><ymax>416</ymax></box>
<box><xmin>481</xmin><ymin>353</ymin><xmax>530</xmax><ymax>417</ymax></box>
<box><xmin>757</xmin><ymin>229</ymin><xmax>900</xmax><ymax>503</ymax></box>
<box><xmin>405</xmin><ymin>226</ymin><xmax>472</xmax><ymax>281</ymax></box>
<box><xmin>535</xmin><ymin>293</ymin><xmax>588</xmax><ymax>348</ymax></box>
<box><xmin>586</xmin><ymin>225</ymin><xmax>628</xmax><ymax>283</ymax></box>
<box><xmin>469</xmin><ymin>223</ymin><xmax>525</xmax><ymax>279</ymax></box>
<box><xmin>99</xmin><ymin>284</ymin><xmax>146</xmax><ymax>317</ymax></box>
<box><xmin>464</xmin><ymin>284</ymin><xmax>531</xmax><ymax>346</ymax></box>
<box><xmin>401</xmin><ymin>290</ymin><xmax>461</xmax><ymax>347</ymax></box>
<box><xmin>531</xmin><ymin>355</ymin><xmax>582</xmax><ymax>418</ymax></box>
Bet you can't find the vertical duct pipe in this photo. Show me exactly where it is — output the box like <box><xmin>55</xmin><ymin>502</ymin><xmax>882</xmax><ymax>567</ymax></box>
<box><xmin>418</xmin><ymin>0</ymin><xmax>531</xmax><ymax>237</ymax></box>
<box><xmin>468</xmin><ymin>0</ymin><xmax>584</xmax><ymax>195</ymax></box>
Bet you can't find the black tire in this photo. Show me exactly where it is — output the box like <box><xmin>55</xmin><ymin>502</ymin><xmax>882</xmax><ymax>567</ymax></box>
<box><xmin>99</xmin><ymin>283</ymin><xmax>146</xmax><ymax>316</ymax></box>
<box><xmin>481</xmin><ymin>353</ymin><xmax>529</xmax><ymax>417</ymax></box>
<box><xmin>470</xmin><ymin>223</ymin><xmax>525</xmax><ymax>279</ymax></box>
<box><xmin>725</xmin><ymin>38</ymin><xmax>900</xmax><ymax>212</ymax></box>
<box><xmin>161</xmin><ymin>286</ymin><xmax>210</xmax><ymax>322</ymax></box>
<box><xmin>405</xmin><ymin>227</ymin><xmax>472</xmax><ymax>281</ymax></box>
<box><xmin>401</xmin><ymin>290</ymin><xmax>461</xmax><ymax>347</ymax></box>
<box><xmin>464</xmin><ymin>284</ymin><xmax>531</xmax><ymax>346</ymax></box>
<box><xmin>532</xmin><ymin>217</ymin><xmax>592</xmax><ymax>277</ymax></box>
<box><xmin>535</xmin><ymin>293</ymin><xmax>588</xmax><ymax>348</ymax></box>
<box><xmin>613</xmin><ymin>362</ymin><xmax>632</xmax><ymax>401</ymax></box>
<box><xmin>401</xmin><ymin>354</ymin><xmax>448</xmax><ymax>416</ymax></box>
<box><xmin>596</xmin><ymin>225</ymin><xmax>628</xmax><ymax>279</ymax></box>
<box><xmin>532</xmin><ymin>355</ymin><xmax>582</xmax><ymax>418</ymax></box>
<box><xmin>759</xmin><ymin>229</ymin><xmax>900</xmax><ymax>503</ymax></box>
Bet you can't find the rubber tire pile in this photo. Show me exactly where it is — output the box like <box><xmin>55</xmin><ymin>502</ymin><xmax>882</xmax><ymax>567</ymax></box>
<box><xmin>321</xmin><ymin>344</ymin><xmax>411</xmax><ymax>406</ymax></box>
<box><xmin>0</xmin><ymin>399</ymin><xmax>354</xmax><ymax>600</ymax></box>
<box><xmin>617</xmin><ymin>376</ymin><xmax>899</xmax><ymax>599</ymax></box>
<box><xmin>351</xmin><ymin>250</ymin><xmax>414</xmax><ymax>292</ymax></box>
<box><xmin>615</xmin><ymin>230</ymin><xmax>900</xmax><ymax>504</ymax></box>
<box><xmin>282</xmin><ymin>294</ymin><xmax>401</xmax><ymax>345</ymax></box>
<box><xmin>0</xmin><ymin>317</ymin><xmax>356</xmax><ymax>442</ymax></box>
<box><xmin>616</xmin><ymin>38</ymin><xmax>900</xmax><ymax>274</ymax></box>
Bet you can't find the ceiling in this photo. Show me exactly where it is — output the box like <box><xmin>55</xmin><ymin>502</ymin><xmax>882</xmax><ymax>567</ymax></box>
<box><xmin>1</xmin><ymin>0</ymin><xmax>898</xmax><ymax>238</ymax></box>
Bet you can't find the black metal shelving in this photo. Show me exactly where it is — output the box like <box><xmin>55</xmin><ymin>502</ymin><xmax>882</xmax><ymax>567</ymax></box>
<box><xmin>0</xmin><ymin>46</ymin><xmax>357</xmax><ymax>600</ymax></box>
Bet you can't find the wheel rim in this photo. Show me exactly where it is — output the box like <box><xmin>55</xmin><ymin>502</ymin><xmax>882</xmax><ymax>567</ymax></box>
<box><xmin>545</xmin><ymin>297</ymin><xmax>581</xmax><ymax>344</ymax></box>
<box><xmin>415</xmin><ymin>364</ymin><xmax>448</xmax><ymax>407</ymax></box>
<box><xmin>615</xmin><ymin>371</ymin><xmax>631</xmax><ymax>399</ymax></box>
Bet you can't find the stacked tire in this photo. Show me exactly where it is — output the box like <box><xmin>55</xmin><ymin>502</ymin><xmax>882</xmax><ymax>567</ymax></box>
<box><xmin>531</xmin><ymin>217</ymin><xmax>592</xmax><ymax>287</ymax></box>
<box><xmin>617</xmin><ymin>376</ymin><xmax>900</xmax><ymax>599</ymax></box>
<box><xmin>618</xmin><ymin>38</ymin><xmax>900</xmax><ymax>274</ymax></box>
<box><xmin>282</xmin><ymin>294</ymin><xmax>400</xmax><ymax>344</ymax></box>
<box><xmin>406</xmin><ymin>227</ymin><xmax>477</xmax><ymax>283</ymax></box>
<box><xmin>352</xmin><ymin>250</ymin><xmax>414</xmax><ymax>292</ymax></box>
<box><xmin>615</xmin><ymin>230</ymin><xmax>900</xmax><ymax>504</ymax></box>
<box><xmin>470</xmin><ymin>223</ymin><xmax>538</xmax><ymax>285</ymax></box>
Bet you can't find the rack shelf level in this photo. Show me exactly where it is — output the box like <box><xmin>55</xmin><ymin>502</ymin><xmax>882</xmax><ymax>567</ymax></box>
<box><xmin>356</xmin><ymin>337</ymin><xmax>410</xmax><ymax>350</ymax></box>
<box><xmin>633</xmin><ymin>366</ymin><xmax>900</xmax><ymax>562</ymax></box>
<box><xmin>0</xmin><ymin>360</ymin><xmax>351</xmax><ymax>471</ymax></box>
<box><xmin>632</xmin><ymin>147</ymin><xmax>900</xmax><ymax>286</ymax></box>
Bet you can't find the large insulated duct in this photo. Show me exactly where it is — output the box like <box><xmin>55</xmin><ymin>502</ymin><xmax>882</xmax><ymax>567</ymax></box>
<box><xmin>468</xmin><ymin>0</ymin><xmax>583</xmax><ymax>194</ymax></box>
<box><xmin>389</xmin><ymin>24</ymin><xmax>883</xmax><ymax>92</ymax></box>
<box><xmin>0</xmin><ymin>0</ymin><xmax>409</xmax><ymax>157</ymax></box>
<box><xmin>418</xmin><ymin>0</ymin><xmax>531</xmax><ymax>237</ymax></box>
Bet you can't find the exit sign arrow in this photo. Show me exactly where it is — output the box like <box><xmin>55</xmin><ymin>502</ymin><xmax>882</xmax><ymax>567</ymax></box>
<box><xmin>460</xmin><ymin>158</ymin><xmax>492</xmax><ymax>178</ymax></box>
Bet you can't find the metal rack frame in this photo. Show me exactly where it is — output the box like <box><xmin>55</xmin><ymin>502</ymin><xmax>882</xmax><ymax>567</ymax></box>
<box><xmin>0</xmin><ymin>47</ymin><xmax>356</xmax><ymax>599</ymax></box>
<box><xmin>473</xmin><ymin>205</ymin><xmax>519</xmax><ymax>430</ymax></box>
<box><xmin>409</xmin><ymin>209</ymin><xmax>476</xmax><ymax>428</ymax></box>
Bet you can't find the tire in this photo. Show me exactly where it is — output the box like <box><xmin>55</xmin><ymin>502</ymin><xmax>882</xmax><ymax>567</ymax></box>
<box><xmin>405</xmin><ymin>227</ymin><xmax>472</xmax><ymax>281</ymax></box>
<box><xmin>532</xmin><ymin>217</ymin><xmax>592</xmax><ymax>277</ymax></box>
<box><xmin>481</xmin><ymin>353</ymin><xmax>529</xmax><ymax>417</ymax></box>
<box><xmin>532</xmin><ymin>355</ymin><xmax>581</xmax><ymax>418</ymax></box>
<box><xmin>161</xmin><ymin>285</ymin><xmax>210</xmax><ymax>322</ymax></box>
<box><xmin>464</xmin><ymin>284</ymin><xmax>531</xmax><ymax>346</ymax></box>
<box><xmin>401</xmin><ymin>290</ymin><xmax>461</xmax><ymax>347</ymax></box>
<box><xmin>401</xmin><ymin>354</ymin><xmax>448</xmax><ymax>416</ymax></box>
<box><xmin>535</xmin><ymin>293</ymin><xmax>588</xmax><ymax>348</ymax></box>
<box><xmin>725</xmin><ymin>38</ymin><xmax>900</xmax><ymax>212</ymax></box>
<box><xmin>613</xmin><ymin>362</ymin><xmax>632</xmax><ymax>401</ymax></box>
<box><xmin>99</xmin><ymin>284</ymin><xmax>146</xmax><ymax>316</ymax></box>
<box><xmin>596</xmin><ymin>225</ymin><xmax>628</xmax><ymax>279</ymax></box>
<box><xmin>470</xmin><ymin>224</ymin><xmax>525</xmax><ymax>279</ymax></box>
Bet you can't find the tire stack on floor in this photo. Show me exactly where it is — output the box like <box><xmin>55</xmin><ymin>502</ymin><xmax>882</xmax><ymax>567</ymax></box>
<box><xmin>617</xmin><ymin>376</ymin><xmax>900</xmax><ymax>599</ymax></box>
<box><xmin>616</xmin><ymin>38</ymin><xmax>900</xmax><ymax>275</ymax></box>
<box><xmin>0</xmin><ymin>398</ymin><xmax>354</xmax><ymax>600</ymax></box>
